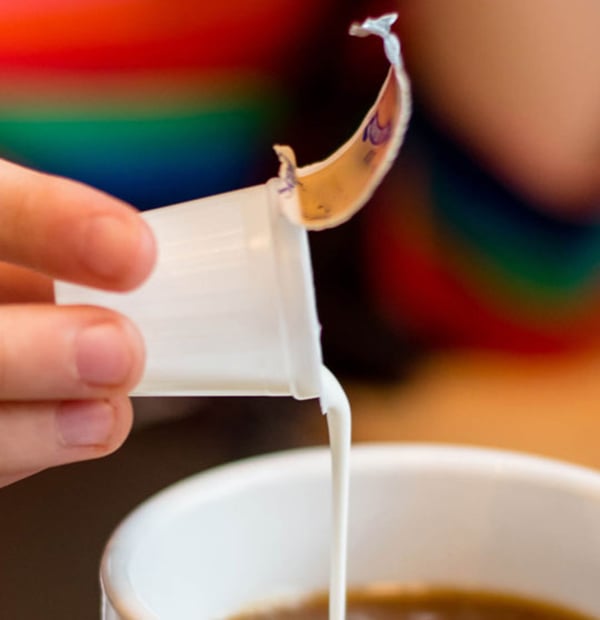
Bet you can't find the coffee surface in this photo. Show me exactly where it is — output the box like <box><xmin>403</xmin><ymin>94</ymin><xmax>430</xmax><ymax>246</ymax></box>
<box><xmin>235</xmin><ymin>589</ymin><xmax>595</xmax><ymax>620</ymax></box>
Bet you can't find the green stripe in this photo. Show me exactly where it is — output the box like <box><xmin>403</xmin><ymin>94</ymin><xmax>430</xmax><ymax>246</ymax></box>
<box><xmin>432</xmin><ymin>170</ymin><xmax>600</xmax><ymax>298</ymax></box>
<box><xmin>0</xmin><ymin>100</ymin><xmax>286</xmax><ymax>169</ymax></box>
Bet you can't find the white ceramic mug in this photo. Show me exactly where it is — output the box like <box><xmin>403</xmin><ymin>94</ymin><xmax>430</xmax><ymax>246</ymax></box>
<box><xmin>100</xmin><ymin>444</ymin><xmax>600</xmax><ymax>619</ymax></box>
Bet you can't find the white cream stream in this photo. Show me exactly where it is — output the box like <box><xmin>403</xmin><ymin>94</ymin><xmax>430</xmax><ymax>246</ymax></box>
<box><xmin>320</xmin><ymin>367</ymin><xmax>352</xmax><ymax>620</ymax></box>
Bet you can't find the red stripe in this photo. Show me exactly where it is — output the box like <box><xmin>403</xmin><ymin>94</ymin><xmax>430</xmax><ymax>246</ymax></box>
<box><xmin>0</xmin><ymin>2</ymin><xmax>328</xmax><ymax>72</ymax></box>
<box><xmin>363</xmin><ymin>206</ymin><xmax>600</xmax><ymax>353</ymax></box>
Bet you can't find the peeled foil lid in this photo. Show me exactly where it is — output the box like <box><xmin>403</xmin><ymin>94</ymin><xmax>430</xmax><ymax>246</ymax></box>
<box><xmin>274</xmin><ymin>13</ymin><xmax>411</xmax><ymax>231</ymax></box>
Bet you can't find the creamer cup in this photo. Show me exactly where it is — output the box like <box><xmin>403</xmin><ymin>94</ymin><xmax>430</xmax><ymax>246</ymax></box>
<box><xmin>57</xmin><ymin>180</ymin><xmax>321</xmax><ymax>397</ymax></box>
<box><xmin>55</xmin><ymin>14</ymin><xmax>411</xmax><ymax>397</ymax></box>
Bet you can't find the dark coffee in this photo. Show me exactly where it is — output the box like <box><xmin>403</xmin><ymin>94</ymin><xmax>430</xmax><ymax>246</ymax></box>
<box><xmin>234</xmin><ymin>588</ymin><xmax>596</xmax><ymax>620</ymax></box>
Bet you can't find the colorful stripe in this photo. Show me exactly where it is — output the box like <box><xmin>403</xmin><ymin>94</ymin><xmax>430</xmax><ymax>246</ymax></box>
<box><xmin>365</xmin><ymin>116</ymin><xmax>600</xmax><ymax>352</ymax></box>
<box><xmin>0</xmin><ymin>1</ymin><xmax>332</xmax><ymax>208</ymax></box>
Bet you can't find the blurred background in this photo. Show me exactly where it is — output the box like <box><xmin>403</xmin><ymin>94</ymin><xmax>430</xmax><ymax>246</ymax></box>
<box><xmin>2</xmin><ymin>0</ymin><xmax>600</xmax><ymax>617</ymax></box>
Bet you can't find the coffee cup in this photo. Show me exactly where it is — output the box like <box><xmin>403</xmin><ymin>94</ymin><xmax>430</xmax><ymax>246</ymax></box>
<box><xmin>100</xmin><ymin>444</ymin><xmax>600</xmax><ymax>619</ymax></box>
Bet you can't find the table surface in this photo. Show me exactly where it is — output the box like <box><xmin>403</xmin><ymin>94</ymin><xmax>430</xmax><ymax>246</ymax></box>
<box><xmin>347</xmin><ymin>350</ymin><xmax>600</xmax><ymax>471</ymax></box>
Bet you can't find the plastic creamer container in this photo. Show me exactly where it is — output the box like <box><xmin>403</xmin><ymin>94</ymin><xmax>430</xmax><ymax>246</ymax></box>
<box><xmin>55</xmin><ymin>14</ymin><xmax>411</xmax><ymax>399</ymax></box>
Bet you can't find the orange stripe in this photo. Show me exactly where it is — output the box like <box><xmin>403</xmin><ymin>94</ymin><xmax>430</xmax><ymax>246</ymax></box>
<box><xmin>0</xmin><ymin>68</ymin><xmax>275</xmax><ymax>109</ymax></box>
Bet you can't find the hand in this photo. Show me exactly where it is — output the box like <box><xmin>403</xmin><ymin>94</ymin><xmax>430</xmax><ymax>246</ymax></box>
<box><xmin>0</xmin><ymin>159</ymin><xmax>156</xmax><ymax>487</ymax></box>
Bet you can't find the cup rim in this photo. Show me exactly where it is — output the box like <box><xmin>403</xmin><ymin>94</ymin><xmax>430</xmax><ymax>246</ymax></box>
<box><xmin>100</xmin><ymin>443</ymin><xmax>600</xmax><ymax>618</ymax></box>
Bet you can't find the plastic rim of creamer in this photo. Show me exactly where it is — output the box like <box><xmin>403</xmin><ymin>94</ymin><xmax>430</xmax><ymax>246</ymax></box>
<box><xmin>274</xmin><ymin>12</ymin><xmax>411</xmax><ymax>231</ymax></box>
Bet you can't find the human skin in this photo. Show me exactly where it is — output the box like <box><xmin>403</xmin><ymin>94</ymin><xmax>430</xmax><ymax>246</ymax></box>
<box><xmin>0</xmin><ymin>159</ymin><xmax>156</xmax><ymax>487</ymax></box>
<box><xmin>398</xmin><ymin>0</ymin><xmax>600</xmax><ymax>214</ymax></box>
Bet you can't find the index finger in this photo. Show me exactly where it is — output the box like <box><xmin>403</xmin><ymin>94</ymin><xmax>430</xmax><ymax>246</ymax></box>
<box><xmin>0</xmin><ymin>159</ymin><xmax>157</xmax><ymax>291</ymax></box>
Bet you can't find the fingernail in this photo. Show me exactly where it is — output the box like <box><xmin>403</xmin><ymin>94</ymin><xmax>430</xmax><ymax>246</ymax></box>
<box><xmin>82</xmin><ymin>215</ymin><xmax>134</xmax><ymax>280</ymax></box>
<box><xmin>57</xmin><ymin>400</ymin><xmax>115</xmax><ymax>447</ymax></box>
<box><xmin>83</xmin><ymin>213</ymin><xmax>155</xmax><ymax>286</ymax></box>
<box><xmin>76</xmin><ymin>321</ymin><xmax>134</xmax><ymax>386</ymax></box>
